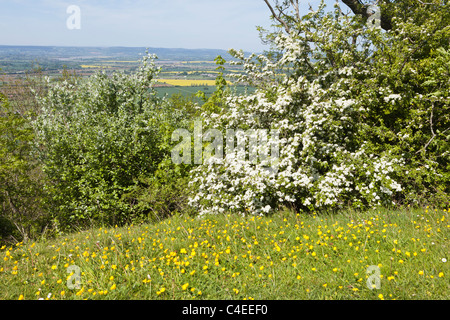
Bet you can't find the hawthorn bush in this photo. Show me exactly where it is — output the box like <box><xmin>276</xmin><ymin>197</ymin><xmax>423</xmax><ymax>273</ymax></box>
<box><xmin>33</xmin><ymin>54</ymin><xmax>194</xmax><ymax>230</ymax></box>
<box><xmin>188</xmin><ymin>0</ymin><xmax>449</xmax><ymax>216</ymax></box>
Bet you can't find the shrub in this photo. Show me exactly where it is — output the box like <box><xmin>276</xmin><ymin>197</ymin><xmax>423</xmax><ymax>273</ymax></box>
<box><xmin>33</xmin><ymin>53</ymin><xmax>192</xmax><ymax>230</ymax></box>
<box><xmin>0</xmin><ymin>93</ymin><xmax>49</xmax><ymax>242</ymax></box>
<box><xmin>188</xmin><ymin>1</ymin><xmax>449</xmax><ymax>216</ymax></box>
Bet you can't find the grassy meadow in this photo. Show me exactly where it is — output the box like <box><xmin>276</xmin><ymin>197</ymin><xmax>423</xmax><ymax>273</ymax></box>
<box><xmin>1</xmin><ymin>206</ymin><xmax>448</xmax><ymax>300</ymax></box>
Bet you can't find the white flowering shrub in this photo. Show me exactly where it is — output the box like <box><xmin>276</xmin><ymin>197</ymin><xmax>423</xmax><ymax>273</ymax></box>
<box><xmin>189</xmin><ymin>0</ymin><xmax>449</xmax><ymax>215</ymax></box>
<box><xmin>33</xmin><ymin>53</ymin><xmax>193</xmax><ymax>229</ymax></box>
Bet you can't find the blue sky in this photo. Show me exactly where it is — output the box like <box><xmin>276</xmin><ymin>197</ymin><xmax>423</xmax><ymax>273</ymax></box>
<box><xmin>0</xmin><ymin>0</ymin><xmax>335</xmax><ymax>52</ymax></box>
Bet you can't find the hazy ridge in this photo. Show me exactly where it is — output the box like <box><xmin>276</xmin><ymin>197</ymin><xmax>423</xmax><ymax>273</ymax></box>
<box><xmin>0</xmin><ymin>45</ymin><xmax>250</xmax><ymax>61</ymax></box>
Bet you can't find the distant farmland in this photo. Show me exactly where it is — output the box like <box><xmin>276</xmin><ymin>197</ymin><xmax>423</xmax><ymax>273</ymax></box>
<box><xmin>156</xmin><ymin>79</ymin><xmax>232</xmax><ymax>86</ymax></box>
<box><xmin>155</xmin><ymin>85</ymin><xmax>255</xmax><ymax>101</ymax></box>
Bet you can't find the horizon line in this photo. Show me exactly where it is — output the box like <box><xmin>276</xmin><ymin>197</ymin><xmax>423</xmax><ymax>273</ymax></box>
<box><xmin>0</xmin><ymin>44</ymin><xmax>258</xmax><ymax>53</ymax></box>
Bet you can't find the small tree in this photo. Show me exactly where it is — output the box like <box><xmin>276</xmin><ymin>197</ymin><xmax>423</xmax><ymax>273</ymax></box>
<box><xmin>33</xmin><ymin>53</ymin><xmax>189</xmax><ymax>230</ymax></box>
<box><xmin>188</xmin><ymin>0</ymin><xmax>449</xmax><ymax>216</ymax></box>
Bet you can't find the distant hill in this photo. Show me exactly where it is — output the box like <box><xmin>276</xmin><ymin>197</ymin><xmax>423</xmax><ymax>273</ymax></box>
<box><xmin>0</xmin><ymin>45</ymin><xmax>250</xmax><ymax>61</ymax></box>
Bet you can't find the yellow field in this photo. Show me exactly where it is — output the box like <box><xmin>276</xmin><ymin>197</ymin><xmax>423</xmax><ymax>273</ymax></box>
<box><xmin>80</xmin><ymin>65</ymin><xmax>114</xmax><ymax>69</ymax></box>
<box><xmin>80</xmin><ymin>65</ymin><xmax>102</xmax><ymax>68</ymax></box>
<box><xmin>157</xmin><ymin>79</ymin><xmax>232</xmax><ymax>86</ymax></box>
<box><xmin>160</xmin><ymin>71</ymin><xmax>220</xmax><ymax>74</ymax></box>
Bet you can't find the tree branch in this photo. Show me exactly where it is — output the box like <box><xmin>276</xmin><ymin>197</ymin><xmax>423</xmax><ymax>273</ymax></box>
<box><xmin>290</xmin><ymin>0</ymin><xmax>301</xmax><ymax>22</ymax></box>
<box><xmin>414</xmin><ymin>103</ymin><xmax>449</xmax><ymax>155</ymax></box>
<box><xmin>263</xmin><ymin>0</ymin><xmax>291</xmax><ymax>34</ymax></box>
<box><xmin>341</xmin><ymin>0</ymin><xmax>392</xmax><ymax>30</ymax></box>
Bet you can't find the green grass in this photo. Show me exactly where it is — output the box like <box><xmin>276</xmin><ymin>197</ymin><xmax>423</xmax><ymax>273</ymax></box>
<box><xmin>1</xmin><ymin>207</ymin><xmax>448</xmax><ymax>300</ymax></box>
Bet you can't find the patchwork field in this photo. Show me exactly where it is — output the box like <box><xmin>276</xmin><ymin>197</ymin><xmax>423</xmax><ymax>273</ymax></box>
<box><xmin>155</xmin><ymin>85</ymin><xmax>255</xmax><ymax>100</ymax></box>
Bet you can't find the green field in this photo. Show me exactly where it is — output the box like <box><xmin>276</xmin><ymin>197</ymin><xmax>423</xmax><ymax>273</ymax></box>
<box><xmin>155</xmin><ymin>85</ymin><xmax>256</xmax><ymax>101</ymax></box>
<box><xmin>156</xmin><ymin>86</ymin><xmax>255</xmax><ymax>97</ymax></box>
